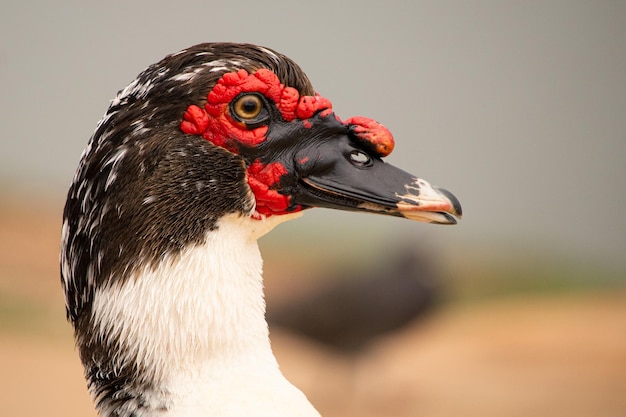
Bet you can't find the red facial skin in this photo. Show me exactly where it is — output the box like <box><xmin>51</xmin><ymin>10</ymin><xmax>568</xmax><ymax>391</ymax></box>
<box><xmin>180</xmin><ymin>68</ymin><xmax>394</xmax><ymax>219</ymax></box>
<box><xmin>345</xmin><ymin>116</ymin><xmax>394</xmax><ymax>157</ymax></box>
<box><xmin>246</xmin><ymin>160</ymin><xmax>291</xmax><ymax>219</ymax></box>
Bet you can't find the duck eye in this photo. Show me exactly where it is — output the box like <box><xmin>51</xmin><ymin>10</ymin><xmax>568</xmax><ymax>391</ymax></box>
<box><xmin>349</xmin><ymin>150</ymin><xmax>372</xmax><ymax>167</ymax></box>
<box><xmin>232</xmin><ymin>94</ymin><xmax>263</xmax><ymax>120</ymax></box>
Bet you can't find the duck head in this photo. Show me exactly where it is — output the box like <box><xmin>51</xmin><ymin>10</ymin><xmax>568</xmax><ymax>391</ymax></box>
<box><xmin>180</xmin><ymin>60</ymin><xmax>462</xmax><ymax>225</ymax></box>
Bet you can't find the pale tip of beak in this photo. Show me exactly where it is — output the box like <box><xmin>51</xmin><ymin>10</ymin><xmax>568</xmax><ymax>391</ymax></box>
<box><xmin>395</xmin><ymin>180</ymin><xmax>462</xmax><ymax>225</ymax></box>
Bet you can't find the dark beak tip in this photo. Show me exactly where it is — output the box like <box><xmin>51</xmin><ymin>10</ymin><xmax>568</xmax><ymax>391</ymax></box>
<box><xmin>442</xmin><ymin>215</ymin><xmax>458</xmax><ymax>225</ymax></box>
<box><xmin>435</xmin><ymin>186</ymin><xmax>463</xmax><ymax>217</ymax></box>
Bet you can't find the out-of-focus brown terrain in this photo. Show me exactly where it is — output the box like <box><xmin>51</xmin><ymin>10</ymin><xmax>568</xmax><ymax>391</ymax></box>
<box><xmin>1</xmin><ymin>197</ymin><xmax>625</xmax><ymax>417</ymax></box>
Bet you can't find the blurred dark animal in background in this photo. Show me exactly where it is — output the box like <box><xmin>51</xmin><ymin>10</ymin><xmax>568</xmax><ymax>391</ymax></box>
<box><xmin>268</xmin><ymin>247</ymin><xmax>442</xmax><ymax>352</ymax></box>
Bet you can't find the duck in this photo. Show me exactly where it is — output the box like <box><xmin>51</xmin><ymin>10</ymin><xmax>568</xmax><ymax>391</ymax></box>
<box><xmin>60</xmin><ymin>42</ymin><xmax>462</xmax><ymax>417</ymax></box>
<box><xmin>267</xmin><ymin>247</ymin><xmax>442</xmax><ymax>352</ymax></box>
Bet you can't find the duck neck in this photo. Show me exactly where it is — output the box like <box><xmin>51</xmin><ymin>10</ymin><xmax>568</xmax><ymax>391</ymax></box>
<box><xmin>87</xmin><ymin>213</ymin><xmax>314</xmax><ymax>417</ymax></box>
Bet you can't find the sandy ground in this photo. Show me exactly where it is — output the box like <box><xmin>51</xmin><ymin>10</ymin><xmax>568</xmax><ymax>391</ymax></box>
<box><xmin>1</xmin><ymin>200</ymin><xmax>625</xmax><ymax>416</ymax></box>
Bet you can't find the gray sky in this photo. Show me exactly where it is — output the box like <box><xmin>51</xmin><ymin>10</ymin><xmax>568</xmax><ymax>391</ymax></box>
<box><xmin>1</xmin><ymin>1</ymin><xmax>625</xmax><ymax>268</ymax></box>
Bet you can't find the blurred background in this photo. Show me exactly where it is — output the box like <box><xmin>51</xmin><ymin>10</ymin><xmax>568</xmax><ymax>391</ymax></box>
<box><xmin>1</xmin><ymin>1</ymin><xmax>625</xmax><ymax>416</ymax></box>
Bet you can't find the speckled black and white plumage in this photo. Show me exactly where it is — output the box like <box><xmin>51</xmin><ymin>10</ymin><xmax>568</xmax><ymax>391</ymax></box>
<box><xmin>62</xmin><ymin>43</ymin><xmax>313</xmax><ymax>323</ymax></box>
<box><xmin>60</xmin><ymin>43</ymin><xmax>316</xmax><ymax>416</ymax></box>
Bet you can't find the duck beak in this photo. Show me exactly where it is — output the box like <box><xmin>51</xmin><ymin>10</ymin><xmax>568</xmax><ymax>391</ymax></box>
<box><xmin>288</xmin><ymin>125</ymin><xmax>462</xmax><ymax>224</ymax></box>
<box><xmin>296</xmin><ymin>157</ymin><xmax>461</xmax><ymax>224</ymax></box>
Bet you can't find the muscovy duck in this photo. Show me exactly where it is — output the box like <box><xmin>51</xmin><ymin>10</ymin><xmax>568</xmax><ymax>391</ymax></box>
<box><xmin>60</xmin><ymin>42</ymin><xmax>461</xmax><ymax>417</ymax></box>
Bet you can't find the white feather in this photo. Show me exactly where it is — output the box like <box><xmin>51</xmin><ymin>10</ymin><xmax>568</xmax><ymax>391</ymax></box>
<box><xmin>91</xmin><ymin>212</ymin><xmax>317</xmax><ymax>416</ymax></box>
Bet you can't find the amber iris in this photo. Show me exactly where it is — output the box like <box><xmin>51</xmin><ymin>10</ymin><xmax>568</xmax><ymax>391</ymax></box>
<box><xmin>232</xmin><ymin>94</ymin><xmax>263</xmax><ymax>120</ymax></box>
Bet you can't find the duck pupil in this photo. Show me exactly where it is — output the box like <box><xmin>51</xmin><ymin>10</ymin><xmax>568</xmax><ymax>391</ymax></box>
<box><xmin>242</xmin><ymin>99</ymin><xmax>258</xmax><ymax>114</ymax></box>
